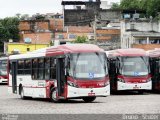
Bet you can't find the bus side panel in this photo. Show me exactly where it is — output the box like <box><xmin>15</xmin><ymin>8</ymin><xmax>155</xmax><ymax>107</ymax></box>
<box><xmin>17</xmin><ymin>75</ymin><xmax>47</xmax><ymax>98</ymax></box>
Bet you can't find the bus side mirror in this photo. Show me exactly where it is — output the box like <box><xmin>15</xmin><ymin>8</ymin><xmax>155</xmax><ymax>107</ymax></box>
<box><xmin>116</xmin><ymin>60</ymin><xmax>120</xmax><ymax>74</ymax></box>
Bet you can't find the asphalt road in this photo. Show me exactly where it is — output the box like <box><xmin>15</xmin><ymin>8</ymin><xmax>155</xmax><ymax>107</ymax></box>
<box><xmin>0</xmin><ymin>84</ymin><xmax>160</xmax><ymax>114</ymax></box>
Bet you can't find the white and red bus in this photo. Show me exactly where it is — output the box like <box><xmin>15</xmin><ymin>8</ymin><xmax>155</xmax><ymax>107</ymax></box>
<box><xmin>106</xmin><ymin>48</ymin><xmax>151</xmax><ymax>94</ymax></box>
<box><xmin>0</xmin><ymin>57</ymin><xmax>8</xmax><ymax>84</ymax></box>
<box><xmin>8</xmin><ymin>44</ymin><xmax>110</xmax><ymax>102</ymax></box>
<box><xmin>147</xmin><ymin>49</ymin><xmax>160</xmax><ymax>91</ymax></box>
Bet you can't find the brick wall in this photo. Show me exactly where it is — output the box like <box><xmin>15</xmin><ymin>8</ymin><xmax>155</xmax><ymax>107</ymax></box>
<box><xmin>50</xmin><ymin>19</ymin><xmax>63</xmax><ymax>31</ymax></box>
<box><xmin>55</xmin><ymin>26</ymin><xmax>93</xmax><ymax>40</ymax></box>
<box><xmin>21</xmin><ymin>32</ymin><xmax>52</xmax><ymax>44</ymax></box>
<box><xmin>96</xmin><ymin>29</ymin><xmax>120</xmax><ymax>50</ymax></box>
<box><xmin>96</xmin><ymin>29</ymin><xmax>120</xmax><ymax>35</ymax></box>
<box><xmin>19</xmin><ymin>21</ymin><xmax>30</xmax><ymax>31</ymax></box>
<box><xmin>132</xmin><ymin>44</ymin><xmax>160</xmax><ymax>51</ymax></box>
<box><xmin>19</xmin><ymin>20</ymin><xmax>50</xmax><ymax>32</ymax></box>
<box><xmin>35</xmin><ymin>21</ymin><xmax>49</xmax><ymax>30</ymax></box>
<box><xmin>68</xmin><ymin>26</ymin><xmax>93</xmax><ymax>33</ymax></box>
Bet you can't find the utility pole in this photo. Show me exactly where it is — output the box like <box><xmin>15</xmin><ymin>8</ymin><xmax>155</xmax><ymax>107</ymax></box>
<box><xmin>34</xmin><ymin>25</ymin><xmax>39</xmax><ymax>50</ymax></box>
<box><xmin>93</xmin><ymin>15</ymin><xmax>97</xmax><ymax>44</ymax></box>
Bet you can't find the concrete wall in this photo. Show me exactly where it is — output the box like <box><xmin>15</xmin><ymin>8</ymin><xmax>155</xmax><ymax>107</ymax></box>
<box><xmin>64</xmin><ymin>10</ymin><xmax>94</xmax><ymax>26</ymax></box>
<box><xmin>100</xmin><ymin>10</ymin><xmax>121</xmax><ymax>22</ymax></box>
<box><xmin>121</xmin><ymin>20</ymin><xmax>160</xmax><ymax>49</ymax></box>
<box><xmin>7</xmin><ymin>43</ymin><xmax>49</xmax><ymax>54</ymax></box>
<box><xmin>124</xmin><ymin>21</ymin><xmax>159</xmax><ymax>32</ymax></box>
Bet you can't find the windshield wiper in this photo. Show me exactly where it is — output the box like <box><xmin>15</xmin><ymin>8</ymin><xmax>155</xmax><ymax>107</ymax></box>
<box><xmin>140</xmin><ymin>56</ymin><xmax>148</xmax><ymax>66</ymax></box>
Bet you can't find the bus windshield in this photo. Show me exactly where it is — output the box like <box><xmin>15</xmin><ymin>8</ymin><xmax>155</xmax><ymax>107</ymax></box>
<box><xmin>69</xmin><ymin>52</ymin><xmax>108</xmax><ymax>79</ymax></box>
<box><xmin>0</xmin><ymin>60</ymin><xmax>7</xmax><ymax>76</ymax></box>
<box><xmin>120</xmin><ymin>57</ymin><xmax>149</xmax><ymax>76</ymax></box>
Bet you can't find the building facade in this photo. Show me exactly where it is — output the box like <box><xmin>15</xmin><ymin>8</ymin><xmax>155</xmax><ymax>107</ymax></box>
<box><xmin>6</xmin><ymin>43</ymin><xmax>49</xmax><ymax>54</ymax></box>
<box><xmin>121</xmin><ymin>20</ymin><xmax>160</xmax><ymax>50</ymax></box>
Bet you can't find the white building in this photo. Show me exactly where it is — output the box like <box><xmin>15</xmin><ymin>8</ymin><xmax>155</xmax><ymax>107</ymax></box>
<box><xmin>121</xmin><ymin>20</ymin><xmax>160</xmax><ymax>50</ymax></box>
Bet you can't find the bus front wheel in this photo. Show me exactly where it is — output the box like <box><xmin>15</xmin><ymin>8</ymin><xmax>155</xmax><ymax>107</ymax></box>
<box><xmin>82</xmin><ymin>97</ymin><xmax>96</xmax><ymax>103</ymax></box>
<box><xmin>50</xmin><ymin>88</ymin><xmax>59</xmax><ymax>103</ymax></box>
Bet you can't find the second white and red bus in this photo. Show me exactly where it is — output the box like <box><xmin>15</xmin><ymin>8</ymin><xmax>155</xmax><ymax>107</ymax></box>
<box><xmin>0</xmin><ymin>57</ymin><xmax>8</xmax><ymax>84</ymax></box>
<box><xmin>106</xmin><ymin>48</ymin><xmax>152</xmax><ymax>93</ymax></box>
<box><xmin>147</xmin><ymin>49</ymin><xmax>160</xmax><ymax>92</ymax></box>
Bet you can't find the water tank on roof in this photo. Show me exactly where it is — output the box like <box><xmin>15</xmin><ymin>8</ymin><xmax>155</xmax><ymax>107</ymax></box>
<box><xmin>124</xmin><ymin>14</ymin><xmax>131</xmax><ymax>19</ymax></box>
<box><xmin>133</xmin><ymin>13</ymin><xmax>140</xmax><ymax>19</ymax></box>
<box><xmin>9</xmin><ymin>39</ymin><xmax>13</xmax><ymax>43</ymax></box>
<box><xmin>24</xmin><ymin>37</ymin><xmax>32</xmax><ymax>43</ymax></box>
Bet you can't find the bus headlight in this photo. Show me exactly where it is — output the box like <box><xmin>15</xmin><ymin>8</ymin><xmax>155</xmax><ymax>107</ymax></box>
<box><xmin>146</xmin><ymin>78</ymin><xmax>151</xmax><ymax>82</ymax></box>
<box><xmin>118</xmin><ymin>78</ymin><xmax>125</xmax><ymax>83</ymax></box>
<box><xmin>67</xmin><ymin>81</ymin><xmax>79</xmax><ymax>88</ymax></box>
<box><xmin>104</xmin><ymin>81</ymin><xmax>109</xmax><ymax>86</ymax></box>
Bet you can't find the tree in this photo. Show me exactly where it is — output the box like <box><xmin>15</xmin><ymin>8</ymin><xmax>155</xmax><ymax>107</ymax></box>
<box><xmin>0</xmin><ymin>17</ymin><xmax>20</xmax><ymax>52</ymax></box>
<box><xmin>119</xmin><ymin>0</ymin><xmax>160</xmax><ymax>18</ymax></box>
<box><xmin>111</xmin><ymin>3</ymin><xmax>120</xmax><ymax>9</ymax></box>
<box><xmin>20</xmin><ymin>14</ymin><xmax>29</xmax><ymax>20</ymax></box>
<box><xmin>73</xmin><ymin>36</ymin><xmax>88</xmax><ymax>43</ymax></box>
<box><xmin>15</xmin><ymin>13</ymin><xmax>21</xmax><ymax>19</ymax></box>
<box><xmin>120</xmin><ymin>0</ymin><xmax>140</xmax><ymax>9</ymax></box>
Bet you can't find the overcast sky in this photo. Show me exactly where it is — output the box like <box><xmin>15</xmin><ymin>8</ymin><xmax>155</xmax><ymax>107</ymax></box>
<box><xmin>0</xmin><ymin>0</ymin><xmax>120</xmax><ymax>18</ymax></box>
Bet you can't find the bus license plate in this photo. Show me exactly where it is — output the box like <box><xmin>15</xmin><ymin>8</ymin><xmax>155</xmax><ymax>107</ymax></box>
<box><xmin>88</xmin><ymin>93</ymin><xmax>95</xmax><ymax>96</ymax></box>
<box><xmin>133</xmin><ymin>86</ymin><xmax>139</xmax><ymax>89</ymax></box>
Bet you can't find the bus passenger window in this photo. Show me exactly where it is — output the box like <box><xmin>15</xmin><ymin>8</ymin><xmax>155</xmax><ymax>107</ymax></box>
<box><xmin>32</xmin><ymin>59</ymin><xmax>38</xmax><ymax>79</ymax></box>
<box><xmin>18</xmin><ymin>60</ymin><xmax>24</xmax><ymax>74</ymax></box>
<box><xmin>24</xmin><ymin>60</ymin><xmax>31</xmax><ymax>74</ymax></box>
<box><xmin>38</xmin><ymin>58</ymin><xmax>44</xmax><ymax>79</ymax></box>
<box><xmin>44</xmin><ymin>58</ymin><xmax>50</xmax><ymax>79</ymax></box>
<box><xmin>25</xmin><ymin>60</ymin><xmax>31</xmax><ymax>69</ymax></box>
<box><xmin>32</xmin><ymin>69</ymin><xmax>37</xmax><ymax>79</ymax></box>
<box><xmin>50</xmin><ymin>58</ymin><xmax>56</xmax><ymax>79</ymax></box>
<box><xmin>32</xmin><ymin>59</ymin><xmax>38</xmax><ymax>68</ymax></box>
<box><xmin>38</xmin><ymin>58</ymin><xmax>44</xmax><ymax>68</ymax></box>
<box><xmin>45</xmin><ymin>58</ymin><xmax>50</xmax><ymax>68</ymax></box>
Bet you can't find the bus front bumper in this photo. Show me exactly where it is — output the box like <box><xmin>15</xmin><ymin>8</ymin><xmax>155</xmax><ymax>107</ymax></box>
<box><xmin>0</xmin><ymin>78</ymin><xmax>7</xmax><ymax>83</ymax></box>
<box><xmin>67</xmin><ymin>85</ymin><xmax>110</xmax><ymax>98</ymax></box>
<box><xmin>117</xmin><ymin>81</ymin><xmax>152</xmax><ymax>90</ymax></box>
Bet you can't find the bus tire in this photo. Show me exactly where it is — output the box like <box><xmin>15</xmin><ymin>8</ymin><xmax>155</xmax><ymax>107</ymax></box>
<box><xmin>138</xmin><ymin>91</ymin><xmax>144</xmax><ymax>94</ymax></box>
<box><xmin>82</xmin><ymin>97</ymin><xmax>96</xmax><ymax>103</ymax></box>
<box><xmin>20</xmin><ymin>87</ymin><xmax>26</xmax><ymax>99</ymax></box>
<box><xmin>50</xmin><ymin>88</ymin><xmax>59</xmax><ymax>103</ymax></box>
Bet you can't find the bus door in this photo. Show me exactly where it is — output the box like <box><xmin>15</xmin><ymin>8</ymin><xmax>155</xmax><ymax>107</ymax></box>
<box><xmin>154</xmin><ymin>59</ymin><xmax>160</xmax><ymax>90</ymax></box>
<box><xmin>11</xmin><ymin>61</ymin><xmax>17</xmax><ymax>93</ymax></box>
<box><xmin>56</xmin><ymin>58</ymin><xmax>66</xmax><ymax>96</ymax></box>
<box><xmin>110</xmin><ymin>59</ymin><xmax>117</xmax><ymax>90</ymax></box>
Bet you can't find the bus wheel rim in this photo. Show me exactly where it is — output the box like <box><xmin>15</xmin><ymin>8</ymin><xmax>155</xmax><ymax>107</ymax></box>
<box><xmin>52</xmin><ymin>90</ymin><xmax>56</xmax><ymax>100</ymax></box>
